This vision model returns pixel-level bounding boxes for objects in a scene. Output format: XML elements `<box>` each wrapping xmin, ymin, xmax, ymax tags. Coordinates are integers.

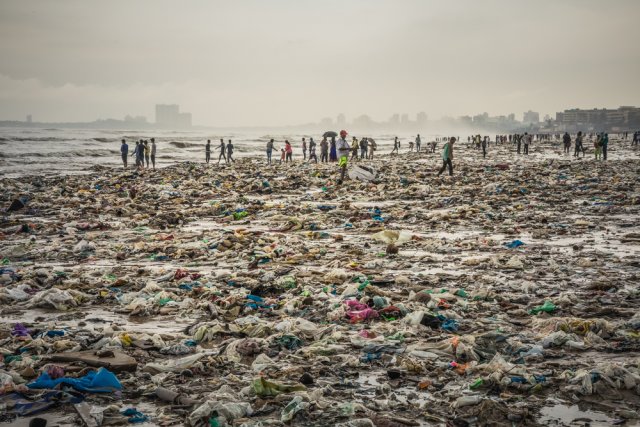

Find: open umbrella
<box><xmin>323</xmin><ymin>131</ymin><xmax>337</xmax><ymax>138</ymax></box>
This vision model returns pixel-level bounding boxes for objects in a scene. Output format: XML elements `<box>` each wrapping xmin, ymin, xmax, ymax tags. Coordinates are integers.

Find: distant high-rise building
<box><xmin>523</xmin><ymin>110</ymin><xmax>540</xmax><ymax>125</ymax></box>
<box><xmin>155</xmin><ymin>104</ymin><xmax>192</xmax><ymax>128</ymax></box>
<box><xmin>400</xmin><ymin>114</ymin><xmax>409</xmax><ymax>125</ymax></box>
<box><xmin>416</xmin><ymin>112</ymin><xmax>427</xmax><ymax>125</ymax></box>
<box><xmin>337</xmin><ymin>113</ymin><xmax>346</xmax><ymax>127</ymax></box>
<box><xmin>26</xmin><ymin>114</ymin><xmax>32</xmax><ymax>123</ymax></box>
<box><xmin>389</xmin><ymin>114</ymin><xmax>400</xmax><ymax>125</ymax></box>
<box><xmin>507</xmin><ymin>113</ymin><xmax>516</xmax><ymax>122</ymax></box>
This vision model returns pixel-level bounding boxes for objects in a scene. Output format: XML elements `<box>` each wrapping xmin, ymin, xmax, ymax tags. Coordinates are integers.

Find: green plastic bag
<box><xmin>529</xmin><ymin>301</ymin><xmax>556</xmax><ymax>315</ymax></box>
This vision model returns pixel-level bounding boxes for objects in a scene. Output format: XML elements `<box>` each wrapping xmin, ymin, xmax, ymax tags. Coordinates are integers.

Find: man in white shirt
<box><xmin>337</xmin><ymin>129</ymin><xmax>351</xmax><ymax>184</ymax></box>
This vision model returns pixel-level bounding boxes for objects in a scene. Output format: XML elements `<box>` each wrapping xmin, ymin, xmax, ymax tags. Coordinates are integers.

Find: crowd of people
<box><xmin>118</xmin><ymin>131</ymin><xmax>638</xmax><ymax>181</ymax></box>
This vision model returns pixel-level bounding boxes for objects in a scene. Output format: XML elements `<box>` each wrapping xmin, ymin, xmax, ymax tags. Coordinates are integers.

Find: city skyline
<box><xmin>1</xmin><ymin>1</ymin><xmax>639</xmax><ymax>127</ymax></box>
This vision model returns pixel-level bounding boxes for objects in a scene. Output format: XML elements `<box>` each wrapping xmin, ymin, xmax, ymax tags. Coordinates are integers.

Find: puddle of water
<box><xmin>539</xmin><ymin>401</ymin><xmax>639</xmax><ymax>426</ymax></box>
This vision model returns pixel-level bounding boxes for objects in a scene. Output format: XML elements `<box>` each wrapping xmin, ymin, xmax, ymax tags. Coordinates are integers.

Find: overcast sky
<box><xmin>0</xmin><ymin>0</ymin><xmax>638</xmax><ymax>126</ymax></box>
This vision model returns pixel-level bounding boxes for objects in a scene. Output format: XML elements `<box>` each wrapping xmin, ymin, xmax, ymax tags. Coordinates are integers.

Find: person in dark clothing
<box><xmin>481</xmin><ymin>137</ymin><xmax>487</xmax><ymax>159</ymax></box>
<box><xmin>120</xmin><ymin>139</ymin><xmax>128</xmax><ymax>169</ymax></box>
<box><xmin>601</xmin><ymin>133</ymin><xmax>609</xmax><ymax>160</ymax></box>
<box><xmin>563</xmin><ymin>132</ymin><xmax>571</xmax><ymax>154</ymax></box>
<box><xmin>205</xmin><ymin>140</ymin><xmax>211</xmax><ymax>164</ymax></box>
<box><xmin>227</xmin><ymin>139</ymin><xmax>235</xmax><ymax>163</ymax></box>
<box><xmin>574</xmin><ymin>132</ymin><xmax>584</xmax><ymax>158</ymax></box>
<box><xmin>320</xmin><ymin>137</ymin><xmax>329</xmax><ymax>163</ymax></box>
<box><xmin>218</xmin><ymin>139</ymin><xmax>227</xmax><ymax>164</ymax></box>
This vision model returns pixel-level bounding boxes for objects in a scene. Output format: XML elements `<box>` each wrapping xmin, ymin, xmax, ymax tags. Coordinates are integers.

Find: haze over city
<box><xmin>1</xmin><ymin>0</ymin><xmax>639</xmax><ymax>127</ymax></box>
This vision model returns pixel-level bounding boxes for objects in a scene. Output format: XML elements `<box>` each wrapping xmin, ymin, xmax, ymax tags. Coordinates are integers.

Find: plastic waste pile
<box><xmin>1</xmin><ymin>138</ymin><xmax>639</xmax><ymax>425</ymax></box>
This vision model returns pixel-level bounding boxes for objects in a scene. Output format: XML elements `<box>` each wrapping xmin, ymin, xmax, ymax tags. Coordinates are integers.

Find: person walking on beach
<box><xmin>308</xmin><ymin>138</ymin><xmax>318</xmax><ymax>163</ymax></box>
<box><xmin>217</xmin><ymin>139</ymin><xmax>227</xmax><ymax>164</ymax></box>
<box><xmin>594</xmin><ymin>134</ymin><xmax>602</xmax><ymax>160</ymax></box>
<box><xmin>359</xmin><ymin>137</ymin><xmax>368</xmax><ymax>160</ymax></box>
<box><xmin>120</xmin><ymin>139</ymin><xmax>128</xmax><ymax>169</ymax></box>
<box><xmin>601</xmin><ymin>133</ymin><xmax>609</xmax><ymax>160</ymax></box>
<box><xmin>391</xmin><ymin>137</ymin><xmax>400</xmax><ymax>154</ymax></box>
<box><xmin>574</xmin><ymin>131</ymin><xmax>584</xmax><ymax>158</ymax></box>
<box><xmin>285</xmin><ymin>140</ymin><xmax>293</xmax><ymax>163</ymax></box>
<box><xmin>280</xmin><ymin>147</ymin><xmax>285</xmax><ymax>164</ymax></box>
<box><xmin>227</xmin><ymin>139</ymin><xmax>235</xmax><ymax>163</ymax></box>
<box><xmin>302</xmin><ymin>138</ymin><xmax>307</xmax><ymax>161</ymax></box>
<box><xmin>266</xmin><ymin>138</ymin><xmax>274</xmax><ymax>165</ymax></box>
<box><xmin>337</xmin><ymin>130</ymin><xmax>351</xmax><ymax>184</ymax></box>
<box><xmin>437</xmin><ymin>137</ymin><xmax>455</xmax><ymax>176</ymax></box>
<box><xmin>415</xmin><ymin>134</ymin><xmax>421</xmax><ymax>152</ymax></box>
<box><xmin>205</xmin><ymin>140</ymin><xmax>211</xmax><ymax>164</ymax></box>
<box><xmin>143</xmin><ymin>140</ymin><xmax>150</xmax><ymax>168</ymax></box>
<box><xmin>320</xmin><ymin>137</ymin><xmax>329</xmax><ymax>163</ymax></box>
<box><xmin>515</xmin><ymin>134</ymin><xmax>521</xmax><ymax>154</ymax></box>
<box><xmin>563</xmin><ymin>132</ymin><xmax>571</xmax><ymax>154</ymax></box>
<box><xmin>329</xmin><ymin>136</ymin><xmax>337</xmax><ymax>162</ymax></box>
<box><xmin>351</xmin><ymin>136</ymin><xmax>359</xmax><ymax>160</ymax></box>
<box><xmin>150</xmin><ymin>138</ymin><xmax>157</xmax><ymax>169</ymax></box>
<box><xmin>481</xmin><ymin>136</ymin><xmax>487</xmax><ymax>159</ymax></box>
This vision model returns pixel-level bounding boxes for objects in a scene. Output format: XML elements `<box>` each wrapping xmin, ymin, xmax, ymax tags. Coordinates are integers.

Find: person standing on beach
<box><xmin>266</xmin><ymin>138</ymin><xmax>274</xmax><ymax>164</ymax></box>
<box><xmin>437</xmin><ymin>137</ymin><xmax>455</xmax><ymax>176</ymax></box>
<box><xmin>143</xmin><ymin>140</ymin><xmax>150</xmax><ymax>168</ymax></box>
<box><xmin>523</xmin><ymin>132</ymin><xmax>531</xmax><ymax>155</ymax></box>
<box><xmin>131</xmin><ymin>141</ymin><xmax>140</xmax><ymax>168</ymax></box>
<box><xmin>302</xmin><ymin>138</ymin><xmax>307</xmax><ymax>161</ymax></box>
<box><xmin>594</xmin><ymin>134</ymin><xmax>602</xmax><ymax>160</ymax></box>
<box><xmin>285</xmin><ymin>140</ymin><xmax>293</xmax><ymax>163</ymax></box>
<box><xmin>369</xmin><ymin>138</ymin><xmax>377</xmax><ymax>159</ymax></box>
<box><xmin>601</xmin><ymin>133</ymin><xmax>609</xmax><ymax>160</ymax></box>
<box><xmin>205</xmin><ymin>140</ymin><xmax>211</xmax><ymax>164</ymax></box>
<box><xmin>351</xmin><ymin>136</ymin><xmax>359</xmax><ymax>160</ymax></box>
<box><xmin>329</xmin><ymin>136</ymin><xmax>337</xmax><ymax>162</ymax></box>
<box><xmin>227</xmin><ymin>139</ymin><xmax>235</xmax><ymax>163</ymax></box>
<box><xmin>563</xmin><ymin>132</ymin><xmax>571</xmax><ymax>154</ymax></box>
<box><xmin>481</xmin><ymin>136</ymin><xmax>487</xmax><ymax>159</ymax></box>
<box><xmin>391</xmin><ymin>137</ymin><xmax>399</xmax><ymax>154</ymax></box>
<box><xmin>320</xmin><ymin>137</ymin><xmax>329</xmax><ymax>163</ymax></box>
<box><xmin>574</xmin><ymin>132</ymin><xmax>584</xmax><ymax>158</ymax></box>
<box><xmin>337</xmin><ymin>130</ymin><xmax>351</xmax><ymax>184</ymax></box>
<box><xmin>415</xmin><ymin>134</ymin><xmax>421</xmax><ymax>152</ymax></box>
<box><xmin>120</xmin><ymin>139</ymin><xmax>128</xmax><ymax>169</ymax></box>
<box><xmin>360</xmin><ymin>137</ymin><xmax>368</xmax><ymax>159</ymax></box>
<box><xmin>308</xmin><ymin>138</ymin><xmax>318</xmax><ymax>163</ymax></box>
<box><xmin>150</xmin><ymin>138</ymin><xmax>157</xmax><ymax>169</ymax></box>
<box><xmin>515</xmin><ymin>134</ymin><xmax>521</xmax><ymax>154</ymax></box>
<box><xmin>133</xmin><ymin>140</ymin><xmax>144</xmax><ymax>169</ymax></box>
<box><xmin>217</xmin><ymin>138</ymin><xmax>227</xmax><ymax>164</ymax></box>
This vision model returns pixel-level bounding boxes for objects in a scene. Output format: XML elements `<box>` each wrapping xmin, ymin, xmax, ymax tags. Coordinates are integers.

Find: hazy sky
<box><xmin>1</xmin><ymin>0</ymin><xmax>639</xmax><ymax>126</ymax></box>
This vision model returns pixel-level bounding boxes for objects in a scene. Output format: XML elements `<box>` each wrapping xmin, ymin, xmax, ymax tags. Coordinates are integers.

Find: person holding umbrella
<box><xmin>337</xmin><ymin>129</ymin><xmax>351</xmax><ymax>184</ymax></box>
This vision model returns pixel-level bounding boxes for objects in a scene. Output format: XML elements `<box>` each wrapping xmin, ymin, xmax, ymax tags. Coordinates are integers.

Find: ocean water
<box><xmin>0</xmin><ymin>127</ymin><xmax>452</xmax><ymax>177</ymax></box>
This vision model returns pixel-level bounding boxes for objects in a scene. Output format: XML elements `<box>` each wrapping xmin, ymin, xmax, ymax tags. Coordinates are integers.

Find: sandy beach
<box><xmin>1</xmin><ymin>138</ymin><xmax>640</xmax><ymax>426</ymax></box>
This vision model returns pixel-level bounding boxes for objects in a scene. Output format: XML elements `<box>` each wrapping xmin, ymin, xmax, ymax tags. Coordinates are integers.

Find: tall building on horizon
<box><xmin>523</xmin><ymin>110</ymin><xmax>540</xmax><ymax>125</ymax></box>
<box><xmin>155</xmin><ymin>104</ymin><xmax>192</xmax><ymax>128</ymax></box>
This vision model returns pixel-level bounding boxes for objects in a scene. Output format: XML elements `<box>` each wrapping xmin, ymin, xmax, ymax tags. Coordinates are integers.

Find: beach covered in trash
<box><xmin>1</xmin><ymin>138</ymin><xmax>639</xmax><ymax>427</ymax></box>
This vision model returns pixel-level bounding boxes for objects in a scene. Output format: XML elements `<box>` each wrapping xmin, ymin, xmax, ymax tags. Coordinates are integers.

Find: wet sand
<box><xmin>1</xmin><ymin>138</ymin><xmax>639</xmax><ymax>426</ymax></box>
